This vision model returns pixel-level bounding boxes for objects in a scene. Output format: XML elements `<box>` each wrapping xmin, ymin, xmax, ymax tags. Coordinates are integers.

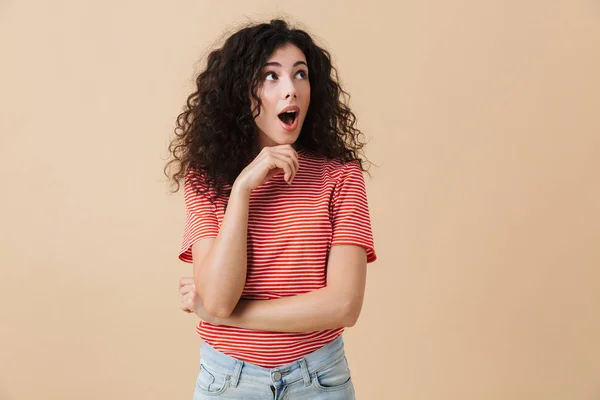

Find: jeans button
<box><xmin>273</xmin><ymin>371</ymin><xmax>282</xmax><ymax>381</ymax></box>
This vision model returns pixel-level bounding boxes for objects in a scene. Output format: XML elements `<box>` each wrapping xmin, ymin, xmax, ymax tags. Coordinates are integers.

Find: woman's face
<box><xmin>251</xmin><ymin>43</ymin><xmax>311</xmax><ymax>150</ymax></box>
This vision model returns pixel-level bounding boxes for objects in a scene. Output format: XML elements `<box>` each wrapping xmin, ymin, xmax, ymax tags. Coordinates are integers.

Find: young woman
<box><xmin>165</xmin><ymin>19</ymin><xmax>377</xmax><ymax>400</ymax></box>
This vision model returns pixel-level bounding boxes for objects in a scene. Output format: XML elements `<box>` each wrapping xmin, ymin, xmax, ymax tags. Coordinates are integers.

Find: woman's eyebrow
<box><xmin>264</xmin><ymin>61</ymin><xmax>308</xmax><ymax>68</ymax></box>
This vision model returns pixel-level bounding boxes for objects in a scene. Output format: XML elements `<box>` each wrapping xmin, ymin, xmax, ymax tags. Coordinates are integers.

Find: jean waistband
<box><xmin>199</xmin><ymin>335</ymin><xmax>346</xmax><ymax>388</ymax></box>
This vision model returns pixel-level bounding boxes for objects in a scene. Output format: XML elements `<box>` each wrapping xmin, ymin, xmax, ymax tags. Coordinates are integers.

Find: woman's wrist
<box><xmin>232</xmin><ymin>179</ymin><xmax>252</xmax><ymax>197</ymax></box>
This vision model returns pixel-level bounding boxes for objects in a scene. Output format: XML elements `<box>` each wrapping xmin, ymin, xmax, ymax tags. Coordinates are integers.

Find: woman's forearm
<box><xmin>197</xmin><ymin>183</ymin><xmax>250</xmax><ymax>318</ymax></box>
<box><xmin>211</xmin><ymin>287</ymin><xmax>351</xmax><ymax>332</ymax></box>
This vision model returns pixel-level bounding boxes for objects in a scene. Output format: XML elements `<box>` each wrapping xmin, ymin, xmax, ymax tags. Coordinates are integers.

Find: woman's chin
<box><xmin>258</xmin><ymin>126</ymin><xmax>302</xmax><ymax>147</ymax></box>
<box><xmin>272</xmin><ymin>132</ymin><xmax>300</xmax><ymax>145</ymax></box>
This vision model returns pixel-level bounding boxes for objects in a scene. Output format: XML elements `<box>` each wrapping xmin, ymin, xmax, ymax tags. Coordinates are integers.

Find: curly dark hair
<box><xmin>164</xmin><ymin>18</ymin><xmax>371</xmax><ymax>204</ymax></box>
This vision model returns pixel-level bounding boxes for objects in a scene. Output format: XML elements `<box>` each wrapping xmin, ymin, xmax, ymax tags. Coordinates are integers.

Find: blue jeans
<box><xmin>193</xmin><ymin>335</ymin><xmax>355</xmax><ymax>399</ymax></box>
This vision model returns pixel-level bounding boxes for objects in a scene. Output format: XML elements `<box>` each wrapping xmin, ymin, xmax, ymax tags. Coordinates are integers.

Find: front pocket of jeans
<box><xmin>195</xmin><ymin>363</ymin><xmax>231</xmax><ymax>396</ymax></box>
<box><xmin>312</xmin><ymin>357</ymin><xmax>353</xmax><ymax>392</ymax></box>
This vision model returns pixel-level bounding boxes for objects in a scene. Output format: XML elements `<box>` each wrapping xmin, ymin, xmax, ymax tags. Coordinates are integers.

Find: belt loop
<box><xmin>298</xmin><ymin>358</ymin><xmax>311</xmax><ymax>386</ymax></box>
<box><xmin>230</xmin><ymin>360</ymin><xmax>243</xmax><ymax>388</ymax></box>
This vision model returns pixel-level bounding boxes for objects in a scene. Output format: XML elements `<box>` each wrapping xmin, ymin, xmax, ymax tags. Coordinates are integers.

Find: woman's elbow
<box><xmin>340</xmin><ymin>301</ymin><xmax>362</xmax><ymax>327</ymax></box>
<box><xmin>203</xmin><ymin>295</ymin><xmax>236</xmax><ymax>319</ymax></box>
<box><xmin>194</xmin><ymin>278</ymin><xmax>236</xmax><ymax>318</ymax></box>
<box><xmin>205</xmin><ymin>304</ymin><xmax>234</xmax><ymax>319</ymax></box>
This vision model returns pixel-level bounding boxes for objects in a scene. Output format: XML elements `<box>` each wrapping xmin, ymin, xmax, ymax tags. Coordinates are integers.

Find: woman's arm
<box><xmin>193</xmin><ymin>183</ymin><xmax>250</xmax><ymax>318</ymax></box>
<box><xmin>193</xmin><ymin>146</ymin><xmax>299</xmax><ymax>318</ymax></box>
<box><xmin>209</xmin><ymin>245</ymin><xmax>368</xmax><ymax>332</ymax></box>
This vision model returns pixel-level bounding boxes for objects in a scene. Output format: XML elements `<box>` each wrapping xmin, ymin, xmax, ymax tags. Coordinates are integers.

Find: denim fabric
<box><xmin>193</xmin><ymin>335</ymin><xmax>355</xmax><ymax>399</ymax></box>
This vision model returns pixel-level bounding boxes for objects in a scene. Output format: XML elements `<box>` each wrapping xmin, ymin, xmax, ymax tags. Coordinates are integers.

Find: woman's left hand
<box><xmin>178</xmin><ymin>276</ymin><xmax>216</xmax><ymax>324</ymax></box>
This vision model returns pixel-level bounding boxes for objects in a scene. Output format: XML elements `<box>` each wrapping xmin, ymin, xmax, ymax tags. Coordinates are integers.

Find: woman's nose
<box><xmin>282</xmin><ymin>78</ymin><xmax>297</xmax><ymax>99</ymax></box>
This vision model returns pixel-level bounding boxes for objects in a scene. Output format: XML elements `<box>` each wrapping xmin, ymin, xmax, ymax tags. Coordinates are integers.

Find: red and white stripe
<box><xmin>179</xmin><ymin>150</ymin><xmax>376</xmax><ymax>368</ymax></box>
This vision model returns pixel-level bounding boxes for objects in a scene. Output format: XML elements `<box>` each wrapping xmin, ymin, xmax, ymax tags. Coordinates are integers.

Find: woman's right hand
<box><xmin>234</xmin><ymin>144</ymin><xmax>299</xmax><ymax>192</ymax></box>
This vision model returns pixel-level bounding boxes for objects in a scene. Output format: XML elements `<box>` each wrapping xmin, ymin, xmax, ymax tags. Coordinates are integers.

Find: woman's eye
<box><xmin>264</xmin><ymin>70</ymin><xmax>308</xmax><ymax>81</ymax></box>
<box><xmin>296</xmin><ymin>70</ymin><xmax>308</xmax><ymax>79</ymax></box>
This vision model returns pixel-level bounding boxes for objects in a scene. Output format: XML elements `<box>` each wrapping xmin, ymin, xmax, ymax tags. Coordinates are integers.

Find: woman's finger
<box><xmin>270</xmin><ymin>153</ymin><xmax>296</xmax><ymax>183</ymax></box>
<box><xmin>265</xmin><ymin>152</ymin><xmax>293</xmax><ymax>182</ymax></box>
<box><xmin>178</xmin><ymin>276</ymin><xmax>194</xmax><ymax>288</ymax></box>
<box><xmin>263</xmin><ymin>146</ymin><xmax>297</xmax><ymax>177</ymax></box>
<box><xmin>185</xmin><ymin>293</ymin><xmax>196</xmax><ymax>310</ymax></box>
<box><xmin>180</xmin><ymin>293</ymin><xmax>195</xmax><ymax>312</ymax></box>
<box><xmin>273</xmin><ymin>154</ymin><xmax>294</xmax><ymax>183</ymax></box>
<box><xmin>180</xmin><ymin>298</ymin><xmax>192</xmax><ymax>312</ymax></box>
<box><xmin>179</xmin><ymin>283</ymin><xmax>195</xmax><ymax>295</ymax></box>
<box><xmin>277</xmin><ymin>146</ymin><xmax>299</xmax><ymax>173</ymax></box>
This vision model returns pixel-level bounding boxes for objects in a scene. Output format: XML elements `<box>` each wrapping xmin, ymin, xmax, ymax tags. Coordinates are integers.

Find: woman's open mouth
<box><xmin>278</xmin><ymin>110</ymin><xmax>299</xmax><ymax>132</ymax></box>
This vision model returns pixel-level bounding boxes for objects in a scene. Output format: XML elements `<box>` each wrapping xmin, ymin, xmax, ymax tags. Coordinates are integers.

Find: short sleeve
<box><xmin>330</xmin><ymin>160</ymin><xmax>377</xmax><ymax>263</ymax></box>
<box><xmin>178</xmin><ymin>173</ymin><xmax>220</xmax><ymax>263</ymax></box>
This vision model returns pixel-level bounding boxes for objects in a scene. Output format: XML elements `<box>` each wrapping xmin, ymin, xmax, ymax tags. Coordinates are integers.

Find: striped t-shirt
<box><xmin>178</xmin><ymin>148</ymin><xmax>377</xmax><ymax>368</ymax></box>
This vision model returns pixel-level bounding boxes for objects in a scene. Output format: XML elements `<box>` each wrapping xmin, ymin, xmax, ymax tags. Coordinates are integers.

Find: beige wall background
<box><xmin>1</xmin><ymin>1</ymin><xmax>599</xmax><ymax>399</ymax></box>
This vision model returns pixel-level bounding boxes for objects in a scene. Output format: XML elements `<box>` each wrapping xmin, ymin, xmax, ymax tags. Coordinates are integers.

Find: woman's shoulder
<box><xmin>298</xmin><ymin>149</ymin><xmax>346</xmax><ymax>169</ymax></box>
<box><xmin>300</xmin><ymin>149</ymin><xmax>361</xmax><ymax>173</ymax></box>
<box><xmin>297</xmin><ymin>149</ymin><xmax>363</xmax><ymax>187</ymax></box>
